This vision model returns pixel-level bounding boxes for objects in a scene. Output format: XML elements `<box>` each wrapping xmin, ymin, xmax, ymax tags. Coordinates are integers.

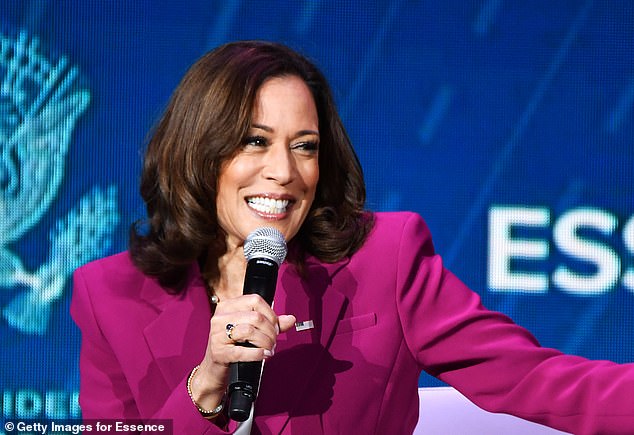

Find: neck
<box><xmin>206</xmin><ymin>242</ymin><xmax>247</xmax><ymax>301</ymax></box>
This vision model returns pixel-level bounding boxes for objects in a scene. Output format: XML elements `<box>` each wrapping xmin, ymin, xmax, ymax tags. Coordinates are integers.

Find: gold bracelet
<box><xmin>186</xmin><ymin>365</ymin><xmax>225</xmax><ymax>419</ymax></box>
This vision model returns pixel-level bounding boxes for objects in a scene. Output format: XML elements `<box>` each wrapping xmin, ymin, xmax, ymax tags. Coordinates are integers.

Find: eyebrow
<box><xmin>251</xmin><ymin>123</ymin><xmax>319</xmax><ymax>137</ymax></box>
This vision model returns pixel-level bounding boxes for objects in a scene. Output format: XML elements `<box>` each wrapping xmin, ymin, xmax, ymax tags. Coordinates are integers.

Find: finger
<box><xmin>227</xmin><ymin>345</ymin><xmax>274</xmax><ymax>363</ymax></box>
<box><xmin>241</xmin><ymin>293</ymin><xmax>279</xmax><ymax>325</ymax></box>
<box><xmin>225</xmin><ymin>323</ymin><xmax>276</xmax><ymax>349</ymax></box>
<box><xmin>229</xmin><ymin>310</ymin><xmax>278</xmax><ymax>338</ymax></box>
<box><xmin>215</xmin><ymin>294</ymin><xmax>279</xmax><ymax>327</ymax></box>
<box><xmin>277</xmin><ymin>314</ymin><xmax>297</xmax><ymax>333</ymax></box>
<box><xmin>212</xmin><ymin>307</ymin><xmax>277</xmax><ymax>339</ymax></box>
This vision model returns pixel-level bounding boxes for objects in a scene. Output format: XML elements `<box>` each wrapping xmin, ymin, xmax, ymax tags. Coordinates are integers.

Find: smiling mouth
<box><xmin>246</xmin><ymin>196</ymin><xmax>291</xmax><ymax>215</ymax></box>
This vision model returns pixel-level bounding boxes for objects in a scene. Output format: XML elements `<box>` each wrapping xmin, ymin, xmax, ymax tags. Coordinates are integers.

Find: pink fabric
<box><xmin>71</xmin><ymin>212</ymin><xmax>634</xmax><ymax>434</ymax></box>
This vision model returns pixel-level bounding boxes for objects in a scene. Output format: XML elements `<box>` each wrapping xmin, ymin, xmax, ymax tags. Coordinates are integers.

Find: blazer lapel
<box><xmin>136</xmin><ymin>257</ymin><xmax>352</xmax><ymax>434</ymax></box>
<box><xmin>141</xmin><ymin>265</ymin><xmax>211</xmax><ymax>391</ymax></box>
<box><xmin>254</xmin><ymin>258</ymin><xmax>350</xmax><ymax>434</ymax></box>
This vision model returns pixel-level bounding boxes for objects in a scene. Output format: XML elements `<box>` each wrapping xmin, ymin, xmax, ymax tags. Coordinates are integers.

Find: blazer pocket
<box><xmin>335</xmin><ymin>312</ymin><xmax>377</xmax><ymax>335</ymax></box>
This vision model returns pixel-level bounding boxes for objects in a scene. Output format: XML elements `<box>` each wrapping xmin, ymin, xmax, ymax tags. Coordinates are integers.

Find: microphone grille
<box><xmin>243</xmin><ymin>227</ymin><xmax>288</xmax><ymax>265</ymax></box>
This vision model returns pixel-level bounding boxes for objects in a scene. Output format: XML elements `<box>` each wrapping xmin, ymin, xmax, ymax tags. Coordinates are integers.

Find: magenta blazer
<box><xmin>71</xmin><ymin>212</ymin><xmax>634</xmax><ymax>434</ymax></box>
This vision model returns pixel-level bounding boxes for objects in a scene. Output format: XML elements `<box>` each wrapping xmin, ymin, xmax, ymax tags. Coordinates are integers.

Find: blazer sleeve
<box><xmin>71</xmin><ymin>267</ymin><xmax>233</xmax><ymax>434</ymax></box>
<box><xmin>394</xmin><ymin>212</ymin><xmax>634</xmax><ymax>435</ymax></box>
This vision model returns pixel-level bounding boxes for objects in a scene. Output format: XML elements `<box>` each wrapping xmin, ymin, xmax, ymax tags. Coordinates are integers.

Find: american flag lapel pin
<box><xmin>295</xmin><ymin>320</ymin><xmax>315</xmax><ymax>332</ymax></box>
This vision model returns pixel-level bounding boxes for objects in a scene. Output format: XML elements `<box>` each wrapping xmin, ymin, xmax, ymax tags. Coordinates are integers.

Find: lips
<box><xmin>246</xmin><ymin>196</ymin><xmax>292</xmax><ymax>215</ymax></box>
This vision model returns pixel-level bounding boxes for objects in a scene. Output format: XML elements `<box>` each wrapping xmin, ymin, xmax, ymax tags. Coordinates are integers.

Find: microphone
<box><xmin>227</xmin><ymin>227</ymin><xmax>287</xmax><ymax>422</ymax></box>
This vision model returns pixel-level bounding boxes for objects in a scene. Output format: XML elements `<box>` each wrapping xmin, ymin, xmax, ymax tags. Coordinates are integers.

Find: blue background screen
<box><xmin>1</xmin><ymin>0</ymin><xmax>633</xmax><ymax>421</ymax></box>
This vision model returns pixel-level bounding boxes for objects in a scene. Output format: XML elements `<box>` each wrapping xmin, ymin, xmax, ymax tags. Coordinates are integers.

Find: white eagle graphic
<box><xmin>0</xmin><ymin>32</ymin><xmax>119</xmax><ymax>334</ymax></box>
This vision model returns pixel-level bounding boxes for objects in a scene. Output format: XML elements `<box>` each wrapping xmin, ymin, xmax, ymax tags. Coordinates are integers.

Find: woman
<box><xmin>72</xmin><ymin>41</ymin><xmax>634</xmax><ymax>434</ymax></box>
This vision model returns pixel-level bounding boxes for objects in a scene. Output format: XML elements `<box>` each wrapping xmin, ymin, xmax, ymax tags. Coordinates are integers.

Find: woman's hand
<box><xmin>189</xmin><ymin>294</ymin><xmax>296</xmax><ymax>412</ymax></box>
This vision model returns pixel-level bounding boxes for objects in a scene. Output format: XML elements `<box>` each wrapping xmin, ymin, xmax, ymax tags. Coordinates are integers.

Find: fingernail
<box><xmin>275</xmin><ymin>324</ymin><xmax>280</xmax><ymax>335</ymax></box>
<box><xmin>264</xmin><ymin>349</ymin><xmax>274</xmax><ymax>358</ymax></box>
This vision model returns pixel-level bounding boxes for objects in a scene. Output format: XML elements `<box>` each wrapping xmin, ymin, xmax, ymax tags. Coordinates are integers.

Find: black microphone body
<box><xmin>227</xmin><ymin>228</ymin><xmax>287</xmax><ymax>422</ymax></box>
<box><xmin>227</xmin><ymin>256</ymin><xmax>278</xmax><ymax>420</ymax></box>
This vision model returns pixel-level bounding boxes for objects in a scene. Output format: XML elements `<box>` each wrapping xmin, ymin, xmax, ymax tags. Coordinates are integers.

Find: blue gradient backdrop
<box><xmin>1</xmin><ymin>0</ymin><xmax>633</xmax><ymax>420</ymax></box>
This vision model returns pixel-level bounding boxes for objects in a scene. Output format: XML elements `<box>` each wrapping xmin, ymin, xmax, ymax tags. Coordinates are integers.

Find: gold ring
<box><xmin>225</xmin><ymin>323</ymin><xmax>235</xmax><ymax>341</ymax></box>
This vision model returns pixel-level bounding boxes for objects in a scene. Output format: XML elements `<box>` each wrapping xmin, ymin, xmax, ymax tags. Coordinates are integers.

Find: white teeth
<box><xmin>247</xmin><ymin>197</ymin><xmax>290</xmax><ymax>214</ymax></box>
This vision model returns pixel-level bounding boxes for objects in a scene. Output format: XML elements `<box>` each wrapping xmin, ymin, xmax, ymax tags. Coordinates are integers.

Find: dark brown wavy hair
<box><xmin>129</xmin><ymin>41</ymin><xmax>374</xmax><ymax>291</ymax></box>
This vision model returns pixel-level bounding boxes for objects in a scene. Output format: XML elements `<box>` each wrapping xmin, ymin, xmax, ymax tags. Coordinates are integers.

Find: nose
<box><xmin>262</xmin><ymin>143</ymin><xmax>296</xmax><ymax>185</ymax></box>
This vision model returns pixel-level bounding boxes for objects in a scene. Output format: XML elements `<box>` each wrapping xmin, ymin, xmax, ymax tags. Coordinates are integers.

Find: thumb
<box><xmin>277</xmin><ymin>314</ymin><xmax>297</xmax><ymax>333</ymax></box>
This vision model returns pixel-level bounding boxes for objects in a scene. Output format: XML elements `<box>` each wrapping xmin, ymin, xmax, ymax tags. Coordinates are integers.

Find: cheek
<box><xmin>216</xmin><ymin>158</ymin><xmax>254</xmax><ymax>199</ymax></box>
<box><xmin>214</xmin><ymin>191</ymin><xmax>230</xmax><ymax>228</ymax></box>
<box><xmin>221</xmin><ymin>158</ymin><xmax>250</xmax><ymax>184</ymax></box>
<box><xmin>215</xmin><ymin>168</ymin><xmax>241</xmax><ymax>222</ymax></box>
<box><xmin>303</xmin><ymin>161</ymin><xmax>320</xmax><ymax>195</ymax></box>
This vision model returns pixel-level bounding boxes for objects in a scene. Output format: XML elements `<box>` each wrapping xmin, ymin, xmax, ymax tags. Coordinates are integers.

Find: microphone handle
<box><xmin>227</xmin><ymin>257</ymin><xmax>278</xmax><ymax>422</ymax></box>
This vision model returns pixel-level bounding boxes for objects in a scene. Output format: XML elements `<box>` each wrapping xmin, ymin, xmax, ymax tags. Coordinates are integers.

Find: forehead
<box><xmin>252</xmin><ymin>76</ymin><xmax>316</xmax><ymax>114</ymax></box>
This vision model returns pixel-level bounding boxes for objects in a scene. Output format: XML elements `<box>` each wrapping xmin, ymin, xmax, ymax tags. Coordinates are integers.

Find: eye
<box><xmin>290</xmin><ymin>141</ymin><xmax>319</xmax><ymax>155</ymax></box>
<box><xmin>243</xmin><ymin>135</ymin><xmax>268</xmax><ymax>148</ymax></box>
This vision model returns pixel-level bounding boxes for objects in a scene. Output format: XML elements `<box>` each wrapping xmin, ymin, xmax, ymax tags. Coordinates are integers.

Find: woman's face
<box><xmin>216</xmin><ymin>75</ymin><xmax>320</xmax><ymax>251</ymax></box>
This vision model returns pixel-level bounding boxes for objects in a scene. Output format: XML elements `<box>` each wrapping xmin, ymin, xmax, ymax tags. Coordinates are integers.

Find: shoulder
<box><xmin>342</xmin><ymin>212</ymin><xmax>436</xmax><ymax>267</ymax></box>
<box><xmin>71</xmin><ymin>251</ymin><xmax>182</xmax><ymax>336</ymax></box>
<box><xmin>371</xmin><ymin>211</ymin><xmax>430</xmax><ymax>232</ymax></box>
<box><xmin>74</xmin><ymin>251</ymin><xmax>143</xmax><ymax>286</ymax></box>
<box><xmin>364</xmin><ymin>212</ymin><xmax>434</xmax><ymax>250</ymax></box>
<box><xmin>73</xmin><ymin>251</ymin><xmax>201</xmax><ymax>305</ymax></box>
<box><xmin>72</xmin><ymin>251</ymin><xmax>151</xmax><ymax>303</ymax></box>
<box><xmin>77</xmin><ymin>250</ymin><xmax>135</xmax><ymax>273</ymax></box>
